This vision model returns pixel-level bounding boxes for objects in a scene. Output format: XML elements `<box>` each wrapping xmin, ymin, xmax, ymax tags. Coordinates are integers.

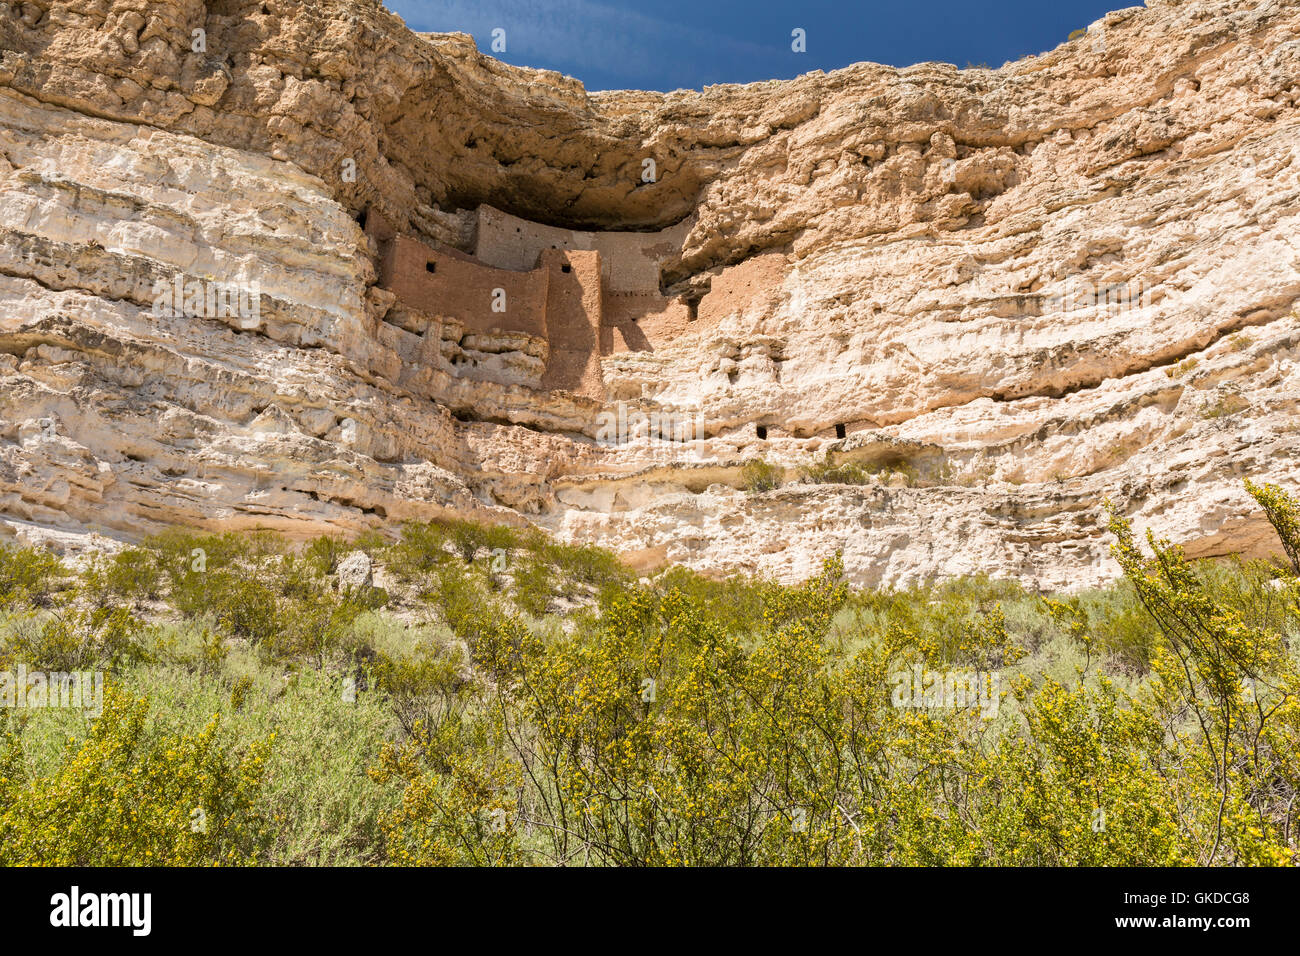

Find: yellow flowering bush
<box><xmin>0</xmin><ymin>545</ymin><xmax>64</xmax><ymax>607</ymax></box>
<box><xmin>0</xmin><ymin>690</ymin><xmax>271</xmax><ymax>865</ymax></box>
<box><xmin>1</xmin><ymin>478</ymin><xmax>1297</xmax><ymax>866</ymax></box>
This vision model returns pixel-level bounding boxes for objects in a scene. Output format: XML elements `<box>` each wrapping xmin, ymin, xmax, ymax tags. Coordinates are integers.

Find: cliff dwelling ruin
<box><xmin>1</xmin><ymin>0</ymin><xmax>1296</xmax><ymax>593</ymax></box>
<box><xmin>365</xmin><ymin>203</ymin><xmax>788</xmax><ymax>401</ymax></box>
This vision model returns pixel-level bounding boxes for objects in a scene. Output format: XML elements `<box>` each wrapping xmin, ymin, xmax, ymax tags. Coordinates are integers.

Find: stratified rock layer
<box><xmin>1</xmin><ymin>0</ymin><xmax>1298</xmax><ymax>588</ymax></box>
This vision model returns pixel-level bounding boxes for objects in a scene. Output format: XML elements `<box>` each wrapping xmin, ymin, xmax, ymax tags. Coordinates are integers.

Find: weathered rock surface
<box><xmin>1</xmin><ymin>0</ymin><xmax>1298</xmax><ymax>589</ymax></box>
<box><xmin>335</xmin><ymin>550</ymin><xmax>373</xmax><ymax>590</ymax></box>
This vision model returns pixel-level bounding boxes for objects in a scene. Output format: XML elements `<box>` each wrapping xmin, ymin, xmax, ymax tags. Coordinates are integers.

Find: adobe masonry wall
<box><xmin>697</xmin><ymin>253</ymin><xmax>789</xmax><ymax>324</ymax></box>
<box><xmin>475</xmin><ymin>205</ymin><xmax>691</xmax><ymax>294</ymax></box>
<box><xmin>366</xmin><ymin>205</ymin><xmax>789</xmax><ymax>399</ymax></box>
<box><xmin>602</xmin><ymin>253</ymin><xmax>787</xmax><ymax>353</ymax></box>
<box><xmin>604</xmin><ymin>292</ymin><xmax>693</xmax><ymax>352</ymax></box>
<box><xmin>539</xmin><ymin>248</ymin><xmax>603</xmax><ymax>396</ymax></box>
<box><xmin>376</xmin><ymin>232</ymin><xmax>549</xmax><ymax>340</ymax></box>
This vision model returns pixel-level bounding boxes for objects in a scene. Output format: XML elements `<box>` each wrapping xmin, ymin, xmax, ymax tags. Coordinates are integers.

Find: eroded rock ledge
<box><xmin>0</xmin><ymin>0</ymin><xmax>1298</xmax><ymax>589</ymax></box>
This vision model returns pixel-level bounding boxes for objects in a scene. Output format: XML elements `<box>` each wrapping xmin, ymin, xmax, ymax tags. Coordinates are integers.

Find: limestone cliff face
<box><xmin>1</xmin><ymin>0</ymin><xmax>1298</xmax><ymax>589</ymax></box>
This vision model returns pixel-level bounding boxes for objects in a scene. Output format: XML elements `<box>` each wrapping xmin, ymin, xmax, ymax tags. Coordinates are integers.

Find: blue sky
<box><xmin>385</xmin><ymin>0</ymin><xmax>1133</xmax><ymax>92</ymax></box>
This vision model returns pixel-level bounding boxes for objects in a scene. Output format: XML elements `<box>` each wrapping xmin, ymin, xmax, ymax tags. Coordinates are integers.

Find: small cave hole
<box><xmin>756</xmin><ymin>425</ymin><xmax>768</xmax><ymax>440</ymax></box>
<box><xmin>561</xmin><ymin>264</ymin><xmax>572</xmax><ymax>274</ymax></box>
<box><xmin>426</xmin><ymin>260</ymin><xmax>437</xmax><ymax>274</ymax></box>
<box><xmin>835</xmin><ymin>423</ymin><xmax>846</xmax><ymax>439</ymax></box>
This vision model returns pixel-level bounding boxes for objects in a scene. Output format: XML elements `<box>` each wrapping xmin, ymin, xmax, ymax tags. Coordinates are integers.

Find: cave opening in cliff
<box><xmin>836</xmin><ymin>423</ymin><xmax>847</xmax><ymax>439</ymax></box>
<box><xmin>756</xmin><ymin>425</ymin><xmax>767</xmax><ymax>440</ymax></box>
<box><xmin>426</xmin><ymin>260</ymin><xmax>436</xmax><ymax>274</ymax></box>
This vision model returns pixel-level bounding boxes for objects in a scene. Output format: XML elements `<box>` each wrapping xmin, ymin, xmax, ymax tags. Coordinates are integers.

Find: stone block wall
<box><xmin>539</xmin><ymin>248</ymin><xmax>604</xmax><ymax>398</ymax></box>
<box><xmin>367</xmin><ymin>204</ymin><xmax>736</xmax><ymax>399</ymax></box>
<box><xmin>377</xmin><ymin>233</ymin><xmax>549</xmax><ymax>340</ymax></box>
<box><xmin>475</xmin><ymin>204</ymin><xmax>691</xmax><ymax>294</ymax></box>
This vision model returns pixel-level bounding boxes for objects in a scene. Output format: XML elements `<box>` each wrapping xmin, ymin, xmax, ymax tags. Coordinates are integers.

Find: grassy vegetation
<box><xmin>800</xmin><ymin>452</ymin><xmax>875</xmax><ymax>486</ymax></box>
<box><xmin>740</xmin><ymin>457</ymin><xmax>783</xmax><ymax>493</ymax></box>
<box><xmin>800</xmin><ymin>452</ymin><xmax>922</xmax><ymax>487</ymax></box>
<box><xmin>1198</xmin><ymin>394</ymin><xmax>1250</xmax><ymax>420</ymax></box>
<box><xmin>1</xmin><ymin>481</ymin><xmax>1299</xmax><ymax>866</ymax></box>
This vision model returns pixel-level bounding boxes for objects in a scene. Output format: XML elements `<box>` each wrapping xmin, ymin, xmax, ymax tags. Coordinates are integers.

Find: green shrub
<box><xmin>385</xmin><ymin>522</ymin><xmax>454</xmax><ymax>580</ymax></box>
<box><xmin>211</xmin><ymin>573</ymin><xmax>283</xmax><ymax>645</ymax></box>
<box><xmin>648</xmin><ymin>565</ymin><xmax>768</xmax><ymax>635</ymax></box>
<box><xmin>1199</xmin><ymin>395</ymin><xmax>1248</xmax><ymax>419</ymax></box>
<box><xmin>511</xmin><ymin>555</ymin><xmax>555</xmax><ymax>617</ymax></box>
<box><xmin>108</xmin><ymin>663</ymin><xmax>396</xmax><ymax>866</ymax></box>
<box><xmin>879</xmin><ymin>458</ymin><xmax>920</xmax><ymax>486</ymax></box>
<box><xmin>0</xmin><ymin>689</ymin><xmax>271</xmax><ymax>865</ymax></box>
<box><xmin>2</xmin><ymin>483</ymin><xmax>1298</xmax><ymax>866</ymax></box>
<box><xmin>741</xmin><ymin>458</ymin><xmax>783</xmax><ymax>493</ymax></box>
<box><xmin>451</xmin><ymin>521</ymin><xmax>518</xmax><ymax>564</ymax></box>
<box><xmin>801</xmin><ymin>452</ymin><xmax>874</xmax><ymax>485</ymax></box>
<box><xmin>0</xmin><ymin>545</ymin><xmax>64</xmax><ymax>608</ymax></box>
<box><xmin>263</xmin><ymin>590</ymin><xmax>374</xmax><ymax>667</ymax></box>
<box><xmin>1246</xmin><ymin>479</ymin><xmax>1300</xmax><ymax>574</ymax></box>
<box><xmin>371</xmin><ymin>640</ymin><xmax>472</xmax><ymax>738</ymax></box>
<box><xmin>539</xmin><ymin>539</ymin><xmax>631</xmax><ymax>598</ymax></box>
<box><xmin>102</xmin><ymin>547</ymin><xmax>163</xmax><ymax>602</ymax></box>
<box><xmin>1</xmin><ymin>606</ymin><xmax>148</xmax><ymax>672</ymax></box>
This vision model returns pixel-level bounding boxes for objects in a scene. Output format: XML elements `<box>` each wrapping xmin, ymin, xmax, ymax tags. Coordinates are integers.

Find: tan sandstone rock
<box><xmin>0</xmin><ymin>0</ymin><xmax>1297</xmax><ymax>589</ymax></box>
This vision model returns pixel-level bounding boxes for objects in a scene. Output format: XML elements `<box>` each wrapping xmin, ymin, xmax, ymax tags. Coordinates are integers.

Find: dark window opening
<box><xmin>515</xmin><ymin>227</ymin><xmax>521</xmax><ymax>233</ymax></box>
<box><xmin>756</xmin><ymin>425</ymin><xmax>768</xmax><ymax>440</ymax></box>
<box><xmin>687</xmin><ymin>298</ymin><xmax>700</xmax><ymax>321</ymax></box>
<box><xmin>561</xmin><ymin>264</ymin><xmax>572</xmax><ymax>273</ymax></box>
<box><xmin>426</xmin><ymin>261</ymin><xmax>436</xmax><ymax>274</ymax></box>
<box><xmin>835</xmin><ymin>423</ymin><xmax>846</xmax><ymax>439</ymax></box>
